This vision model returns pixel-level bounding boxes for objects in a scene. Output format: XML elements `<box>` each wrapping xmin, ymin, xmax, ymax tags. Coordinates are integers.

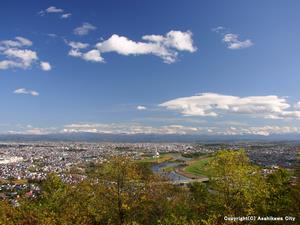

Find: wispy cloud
<box><xmin>73</xmin><ymin>23</ymin><xmax>97</xmax><ymax>36</ymax></box>
<box><xmin>294</xmin><ymin>101</ymin><xmax>300</xmax><ymax>109</ymax></box>
<box><xmin>39</xmin><ymin>6</ymin><xmax>71</xmax><ymax>19</ymax></box>
<box><xmin>46</xmin><ymin>6</ymin><xmax>63</xmax><ymax>13</ymax></box>
<box><xmin>137</xmin><ymin>105</ymin><xmax>147</xmax><ymax>110</ymax></box>
<box><xmin>213</xmin><ymin>26</ymin><xmax>253</xmax><ymax>49</ymax></box>
<box><xmin>61</xmin><ymin>13</ymin><xmax>72</xmax><ymax>19</ymax></box>
<box><xmin>222</xmin><ymin>33</ymin><xmax>253</xmax><ymax>49</ymax></box>
<box><xmin>14</xmin><ymin>88</ymin><xmax>39</xmax><ymax>96</ymax></box>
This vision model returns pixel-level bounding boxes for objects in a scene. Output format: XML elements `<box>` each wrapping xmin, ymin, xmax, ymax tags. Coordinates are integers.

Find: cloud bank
<box><xmin>160</xmin><ymin>92</ymin><xmax>300</xmax><ymax>119</ymax></box>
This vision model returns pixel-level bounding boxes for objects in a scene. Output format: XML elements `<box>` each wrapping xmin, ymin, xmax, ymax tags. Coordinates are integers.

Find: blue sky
<box><xmin>1</xmin><ymin>0</ymin><xmax>300</xmax><ymax>136</ymax></box>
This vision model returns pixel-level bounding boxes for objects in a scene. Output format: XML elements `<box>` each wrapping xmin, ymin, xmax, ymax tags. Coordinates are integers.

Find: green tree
<box><xmin>207</xmin><ymin>150</ymin><xmax>269</xmax><ymax>221</ymax></box>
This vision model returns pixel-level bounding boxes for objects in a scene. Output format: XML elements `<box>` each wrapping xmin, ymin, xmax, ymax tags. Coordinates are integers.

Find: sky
<box><xmin>1</xmin><ymin>0</ymin><xmax>300</xmax><ymax>136</ymax></box>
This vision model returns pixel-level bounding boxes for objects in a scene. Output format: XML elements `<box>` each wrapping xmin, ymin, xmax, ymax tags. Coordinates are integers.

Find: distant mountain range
<box><xmin>0</xmin><ymin>132</ymin><xmax>300</xmax><ymax>143</ymax></box>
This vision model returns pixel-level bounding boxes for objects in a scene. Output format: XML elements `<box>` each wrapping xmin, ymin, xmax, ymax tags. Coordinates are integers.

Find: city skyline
<box><xmin>1</xmin><ymin>0</ymin><xmax>300</xmax><ymax>137</ymax></box>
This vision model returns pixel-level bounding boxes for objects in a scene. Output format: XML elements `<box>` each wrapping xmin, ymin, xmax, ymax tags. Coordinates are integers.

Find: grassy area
<box><xmin>138</xmin><ymin>153</ymin><xmax>173</xmax><ymax>164</ymax></box>
<box><xmin>184</xmin><ymin>157</ymin><xmax>212</xmax><ymax>177</ymax></box>
<box><xmin>162</xmin><ymin>165</ymin><xmax>176</xmax><ymax>172</ymax></box>
<box><xmin>0</xmin><ymin>178</ymin><xmax>28</xmax><ymax>185</ymax></box>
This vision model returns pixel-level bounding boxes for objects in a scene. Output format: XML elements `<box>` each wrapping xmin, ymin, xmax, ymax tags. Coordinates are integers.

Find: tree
<box><xmin>207</xmin><ymin>150</ymin><xmax>269</xmax><ymax>220</ymax></box>
<box><xmin>0</xmin><ymin>201</ymin><xmax>15</xmax><ymax>225</ymax></box>
<box><xmin>266</xmin><ymin>168</ymin><xmax>293</xmax><ymax>215</ymax></box>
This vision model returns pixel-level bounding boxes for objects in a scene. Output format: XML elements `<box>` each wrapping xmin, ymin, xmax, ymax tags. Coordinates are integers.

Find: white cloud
<box><xmin>211</xmin><ymin>26</ymin><xmax>226</xmax><ymax>33</ymax></box>
<box><xmin>74</xmin><ymin>23</ymin><xmax>97</xmax><ymax>36</ymax></box>
<box><xmin>222</xmin><ymin>33</ymin><xmax>253</xmax><ymax>49</ymax></box>
<box><xmin>63</xmin><ymin>123</ymin><xmax>200</xmax><ymax>135</ymax></box>
<box><xmin>46</xmin><ymin>6</ymin><xmax>63</xmax><ymax>13</ymax></box>
<box><xmin>137</xmin><ymin>105</ymin><xmax>147</xmax><ymax>110</ymax></box>
<box><xmin>68</xmin><ymin>30</ymin><xmax>196</xmax><ymax>64</ymax></box>
<box><xmin>61</xmin><ymin>123</ymin><xmax>300</xmax><ymax>137</ymax></box>
<box><xmin>61</xmin><ymin>13</ymin><xmax>72</xmax><ymax>19</ymax></box>
<box><xmin>212</xmin><ymin>27</ymin><xmax>253</xmax><ymax>50</ymax></box>
<box><xmin>0</xmin><ymin>37</ymin><xmax>51</xmax><ymax>71</ymax></box>
<box><xmin>2</xmin><ymin>48</ymin><xmax>38</xmax><ymax>69</ymax></box>
<box><xmin>161</xmin><ymin>30</ymin><xmax>196</xmax><ymax>52</ymax></box>
<box><xmin>0</xmin><ymin>60</ymin><xmax>19</xmax><ymax>70</ymax></box>
<box><xmin>0</xmin><ymin>36</ymin><xmax>32</xmax><ymax>48</ymax></box>
<box><xmin>40</xmin><ymin>61</ymin><xmax>51</xmax><ymax>71</ymax></box>
<box><xmin>68</xmin><ymin>41</ymin><xmax>89</xmax><ymax>49</ymax></box>
<box><xmin>160</xmin><ymin>92</ymin><xmax>300</xmax><ymax>119</ymax></box>
<box><xmin>82</xmin><ymin>50</ymin><xmax>104</xmax><ymax>62</ymax></box>
<box><xmin>14</xmin><ymin>88</ymin><xmax>39</xmax><ymax>96</ymax></box>
<box><xmin>96</xmin><ymin>30</ymin><xmax>196</xmax><ymax>63</ymax></box>
<box><xmin>294</xmin><ymin>101</ymin><xmax>300</xmax><ymax>109</ymax></box>
<box><xmin>142</xmin><ymin>30</ymin><xmax>197</xmax><ymax>52</ymax></box>
<box><xmin>39</xmin><ymin>6</ymin><xmax>71</xmax><ymax>19</ymax></box>
<box><xmin>6</xmin><ymin>125</ymin><xmax>58</xmax><ymax>135</ymax></box>
<box><xmin>97</xmin><ymin>34</ymin><xmax>177</xmax><ymax>62</ymax></box>
<box><xmin>67</xmin><ymin>41</ymin><xmax>91</xmax><ymax>59</ymax></box>
<box><xmin>68</xmin><ymin>49</ymin><xmax>82</xmax><ymax>57</ymax></box>
<box><xmin>4</xmin><ymin>122</ymin><xmax>300</xmax><ymax>137</ymax></box>
<box><xmin>202</xmin><ymin>126</ymin><xmax>300</xmax><ymax>136</ymax></box>
<box><xmin>47</xmin><ymin>33</ymin><xmax>58</xmax><ymax>38</ymax></box>
<box><xmin>14</xmin><ymin>37</ymin><xmax>33</xmax><ymax>46</ymax></box>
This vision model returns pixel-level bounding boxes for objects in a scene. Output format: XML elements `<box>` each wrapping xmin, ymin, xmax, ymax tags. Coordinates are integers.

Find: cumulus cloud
<box><xmin>213</xmin><ymin>26</ymin><xmax>253</xmax><ymax>49</ymax></box>
<box><xmin>82</xmin><ymin>50</ymin><xmax>104</xmax><ymax>62</ymax></box>
<box><xmin>4</xmin><ymin>48</ymin><xmax>38</xmax><ymax>68</ymax></box>
<box><xmin>14</xmin><ymin>88</ymin><xmax>39</xmax><ymax>96</ymax></box>
<box><xmin>68</xmin><ymin>30</ymin><xmax>196</xmax><ymax>63</ymax></box>
<box><xmin>68</xmin><ymin>42</ymin><xmax>104</xmax><ymax>62</ymax></box>
<box><xmin>0</xmin><ymin>37</ymin><xmax>51</xmax><ymax>71</ymax></box>
<box><xmin>97</xmin><ymin>30</ymin><xmax>196</xmax><ymax>63</ymax></box>
<box><xmin>74</xmin><ymin>23</ymin><xmax>97</xmax><ymax>36</ymax></box>
<box><xmin>40</xmin><ymin>61</ymin><xmax>51</xmax><ymax>71</ymax></box>
<box><xmin>160</xmin><ymin>92</ymin><xmax>300</xmax><ymax>119</ymax></box>
<box><xmin>137</xmin><ymin>105</ymin><xmax>147</xmax><ymax>110</ymax></box>
<box><xmin>1</xmin><ymin>48</ymin><xmax>37</xmax><ymax>69</ymax></box>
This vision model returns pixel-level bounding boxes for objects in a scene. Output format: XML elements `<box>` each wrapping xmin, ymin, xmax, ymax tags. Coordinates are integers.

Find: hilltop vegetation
<box><xmin>0</xmin><ymin>150</ymin><xmax>299</xmax><ymax>225</ymax></box>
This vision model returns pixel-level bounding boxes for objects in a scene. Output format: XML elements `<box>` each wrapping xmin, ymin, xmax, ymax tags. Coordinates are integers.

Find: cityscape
<box><xmin>1</xmin><ymin>141</ymin><xmax>298</xmax><ymax>203</ymax></box>
<box><xmin>1</xmin><ymin>0</ymin><xmax>300</xmax><ymax>224</ymax></box>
